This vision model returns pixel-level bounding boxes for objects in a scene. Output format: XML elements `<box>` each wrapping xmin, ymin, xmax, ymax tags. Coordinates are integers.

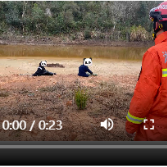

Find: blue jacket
<box><xmin>78</xmin><ymin>65</ymin><xmax>93</xmax><ymax>77</ymax></box>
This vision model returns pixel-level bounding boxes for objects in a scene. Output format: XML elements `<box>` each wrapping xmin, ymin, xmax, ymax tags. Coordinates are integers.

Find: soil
<box><xmin>0</xmin><ymin>58</ymin><xmax>141</xmax><ymax>141</ymax></box>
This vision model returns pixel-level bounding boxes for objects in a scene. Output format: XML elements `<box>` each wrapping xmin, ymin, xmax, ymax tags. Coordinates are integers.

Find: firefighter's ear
<box><xmin>90</xmin><ymin>57</ymin><xmax>92</xmax><ymax>60</ymax></box>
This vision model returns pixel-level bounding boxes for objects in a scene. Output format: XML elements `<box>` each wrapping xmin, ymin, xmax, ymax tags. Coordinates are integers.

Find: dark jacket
<box><xmin>78</xmin><ymin>65</ymin><xmax>93</xmax><ymax>77</ymax></box>
<box><xmin>33</xmin><ymin>66</ymin><xmax>55</xmax><ymax>76</ymax></box>
<box><xmin>33</xmin><ymin>66</ymin><xmax>46</xmax><ymax>76</ymax></box>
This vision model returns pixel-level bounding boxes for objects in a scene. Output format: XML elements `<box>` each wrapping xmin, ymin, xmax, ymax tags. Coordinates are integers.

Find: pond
<box><xmin>0</xmin><ymin>45</ymin><xmax>149</xmax><ymax>60</ymax></box>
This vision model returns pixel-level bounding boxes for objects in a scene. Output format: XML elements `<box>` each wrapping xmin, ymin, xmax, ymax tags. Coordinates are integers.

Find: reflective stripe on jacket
<box><xmin>126</xmin><ymin>111</ymin><xmax>145</xmax><ymax>124</ymax></box>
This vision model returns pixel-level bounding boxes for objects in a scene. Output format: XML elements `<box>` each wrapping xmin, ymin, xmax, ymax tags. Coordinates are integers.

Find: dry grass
<box><xmin>39</xmin><ymin>83</ymin><xmax>66</xmax><ymax>92</ymax></box>
<box><xmin>0</xmin><ymin>75</ymin><xmax>134</xmax><ymax>141</ymax></box>
<box><xmin>87</xmin><ymin>81</ymin><xmax>131</xmax><ymax>120</ymax></box>
<box><xmin>0</xmin><ymin>91</ymin><xmax>9</xmax><ymax>97</ymax></box>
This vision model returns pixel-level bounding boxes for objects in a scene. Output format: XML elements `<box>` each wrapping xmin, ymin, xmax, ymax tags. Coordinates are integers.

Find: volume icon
<box><xmin>100</xmin><ymin>118</ymin><xmax>114</xmax><ymax>131</ymax></box>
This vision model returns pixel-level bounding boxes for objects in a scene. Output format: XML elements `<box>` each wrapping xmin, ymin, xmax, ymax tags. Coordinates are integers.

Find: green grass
<box><xmin>74</xmin><ymin>89</ymin><xmax>88</xmax><ymax>110</ymax></box>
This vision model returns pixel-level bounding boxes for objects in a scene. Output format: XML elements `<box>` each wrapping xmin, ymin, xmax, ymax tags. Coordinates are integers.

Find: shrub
<box><xmin>130</xmin><ymin>25</ymin><xmax>149</xmax><ymax>41</ymax></box>
<box><xmin>75</xmin><ymin>89</ymin><xmax>88</xmax><ymax>110</ymax></box>
<box><xmin>84</xmin><ymin>28</ymin><xmax>91</xmax><ymax>40</ymax></box>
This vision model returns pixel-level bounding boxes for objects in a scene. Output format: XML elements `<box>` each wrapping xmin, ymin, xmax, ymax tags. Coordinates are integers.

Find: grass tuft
<box><xmin>74</xmin><ymin>89</ymin><xmax>88</xmax><ymax>110</ymax></box>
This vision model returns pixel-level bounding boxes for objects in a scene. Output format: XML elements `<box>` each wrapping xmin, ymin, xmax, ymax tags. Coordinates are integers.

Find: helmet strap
<box><xmin>152</xmin><ymin>32</ymin><xmax>156</xmax><ymax>39</ymax></box>
<box><xmin>153</xmin><ymin>21</ymin><xmax>163</xmax><ymax>40</ymax></box>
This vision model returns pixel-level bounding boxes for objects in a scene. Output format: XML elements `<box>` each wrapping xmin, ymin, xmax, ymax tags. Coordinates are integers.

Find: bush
<box><xmin>84</xmin><ymin>28</ymin><xmax>91</xmax><ymax>40</ymax></box>
<box><xmin>130</xmin><ymin>25</ymin><xmax>149</xmax><ymax>41</ymax></box>
<box><xmin>75</xmin><ymin>89</ymin><xmax>88</xmax><ymax>110</ymax></box>
<box><xmin>0</xmin><ymin>21</ymin><xmax>7</xmax><ymax>34</ymax></box>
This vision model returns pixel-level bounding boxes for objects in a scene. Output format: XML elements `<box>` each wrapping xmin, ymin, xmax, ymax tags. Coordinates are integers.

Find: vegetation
<box><xmin>75</xmin><ymin>89</ymin><xmax>88</xmax><ymax>110</ymax></box>
<box><xmin>0</xmin><ymin>1</ymin><xmax>162</xmax><ymax>41</ymax></box>
<box><xmin>130</xmin><ymin>25</ymin><xmax>150</xmax><ymax>41</ymax></box>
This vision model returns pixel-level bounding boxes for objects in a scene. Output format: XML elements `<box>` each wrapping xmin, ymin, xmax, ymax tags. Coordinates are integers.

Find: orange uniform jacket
<box><xmin>126</xmin><ymin>31</ymin><xmax>167</xmax><ymax>141</ymax></box>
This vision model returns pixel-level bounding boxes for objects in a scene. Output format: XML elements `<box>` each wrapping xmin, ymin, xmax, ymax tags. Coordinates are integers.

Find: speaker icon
<box><xmin>100</xmin><ymin>118</ymin><xmax>114</xmax><ymax>131</ymax></box>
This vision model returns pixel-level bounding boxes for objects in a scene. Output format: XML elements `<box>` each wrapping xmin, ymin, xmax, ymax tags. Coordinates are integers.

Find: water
<box><xmin>0</xmin><ymin>45</ymin><xmax>149</xmax><ymax>60</ymax></box>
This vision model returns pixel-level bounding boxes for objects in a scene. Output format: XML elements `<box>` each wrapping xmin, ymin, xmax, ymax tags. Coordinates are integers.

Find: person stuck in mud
<box><xmin>78</xmin><ymin>57</ymin><xmax>97</xmax><ymax>77</ymax></box>
<box><xmin>126</xmin><ymin>1</ymin><xmax>167</xmax><ymax>141</ymax></box>
<box><xmin>32</xmin><ymin>61</ymin><xmax>56</xmax><ymax>76</ymax></box>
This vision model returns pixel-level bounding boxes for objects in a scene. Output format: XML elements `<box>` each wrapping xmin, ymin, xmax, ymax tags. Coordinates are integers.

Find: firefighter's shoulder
<box><xmin>147</xmin><ymin>42</ymin><xmax>166</xmax><ymax>54</ymax></box>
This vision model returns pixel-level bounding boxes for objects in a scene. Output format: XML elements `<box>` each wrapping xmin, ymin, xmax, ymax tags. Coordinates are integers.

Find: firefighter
<box><xmin>126</xmin><ymin>1</ymin><xmax>167</xmax><ymax>141</ymax></box>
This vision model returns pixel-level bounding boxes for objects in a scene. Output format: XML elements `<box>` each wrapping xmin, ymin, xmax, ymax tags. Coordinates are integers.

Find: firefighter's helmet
<box><xmin>149</xmin><ymin>1</ymin><xmax>167</xmax><ymax>39</ymax></box>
